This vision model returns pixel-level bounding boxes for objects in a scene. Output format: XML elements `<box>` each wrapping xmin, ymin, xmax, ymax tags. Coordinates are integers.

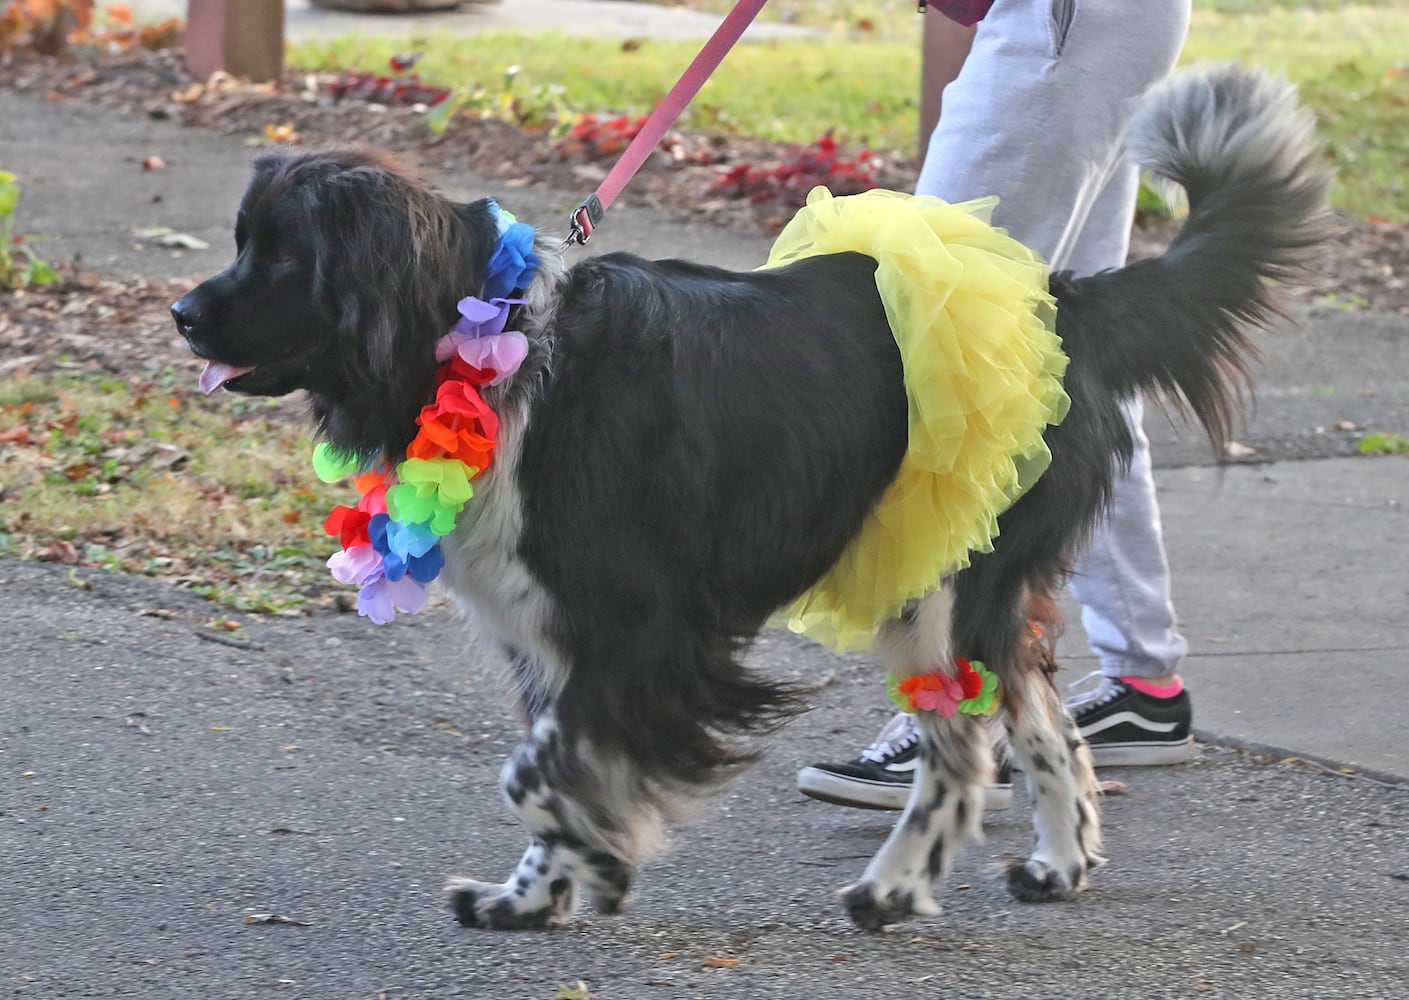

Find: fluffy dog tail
<box><xmin>1051</xmin><ymin>63</ymin><xmax>1335</xmax><ymax>450</ymax></box>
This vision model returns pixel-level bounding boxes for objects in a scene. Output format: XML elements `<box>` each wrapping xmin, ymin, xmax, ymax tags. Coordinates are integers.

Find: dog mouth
<box><xmin>198</xmin><ymin>360</ymin><xmax>258</xmax><ymax>395</ymax></box>
<box><xmin>193</xmin><ymin>333</ymin><xmax>323</xmax><ymax>397</ymax></box>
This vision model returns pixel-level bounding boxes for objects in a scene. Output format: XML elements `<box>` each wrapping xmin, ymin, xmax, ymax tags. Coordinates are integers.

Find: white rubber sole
<box><xmin>1087</xmin><ymin>736</ymin><xmax>1196</xmax><ymax>768</ymax></box>
<box><xmin>796</xmin><ymin>767</ymin><xmax>1013</xmax><ymax>812</ymax></box>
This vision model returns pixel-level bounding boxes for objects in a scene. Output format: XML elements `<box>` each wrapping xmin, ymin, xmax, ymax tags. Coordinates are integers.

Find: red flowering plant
<box><xmin>710</xmin><ymin>130</ymin><xmax>879</xmax><ymax>210</ymax></box>
<box><xmin>329</xmin><ymin>52</ymin><xmax>452</xmax><ymax>109</ymax></box>
<box><xmin>554</xmin><ymin>113</ymin><xmax>648</xmax><ymax>160</ymax></box>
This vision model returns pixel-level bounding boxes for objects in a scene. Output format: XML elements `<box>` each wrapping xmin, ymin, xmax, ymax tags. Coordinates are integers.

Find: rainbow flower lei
<box><xmin>888</xmin><ymin>657</ymin><xmax>1000</xmax><ymax>718</ymax></box>
<box><xmin>312</xmin><ymin>204</ymin><xmax>538</xmax><ymax>623</ymax></box>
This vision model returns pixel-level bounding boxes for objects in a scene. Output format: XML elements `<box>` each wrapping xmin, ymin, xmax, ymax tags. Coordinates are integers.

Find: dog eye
<box><xmin>271</xmin><ymin>244</ymin><xmax>302</xmax><ymax>267</ymax></box>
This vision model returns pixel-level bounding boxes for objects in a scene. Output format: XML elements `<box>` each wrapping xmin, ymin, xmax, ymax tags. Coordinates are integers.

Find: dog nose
<box><xmin>171</xmin><ymin>296</ymin><xmax>200</xmax><ymax>339</ymax></box>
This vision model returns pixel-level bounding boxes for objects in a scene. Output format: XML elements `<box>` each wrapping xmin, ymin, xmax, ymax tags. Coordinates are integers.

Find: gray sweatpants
<box><xmin>915</xmin><ymin>0</ymin><xmax>1193</xmax><ymax>678</ymax></box>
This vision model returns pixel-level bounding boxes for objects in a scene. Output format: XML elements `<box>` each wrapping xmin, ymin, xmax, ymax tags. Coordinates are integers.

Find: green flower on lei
<box><xmin>957</xmin><ymin>658</ymin><xmax>1000</xmax><ymax>716</ymax></box>
<box><xmin>385</xmin><ymin>457</ymin><xmax>475</xmax><ymax>535</ymax></box>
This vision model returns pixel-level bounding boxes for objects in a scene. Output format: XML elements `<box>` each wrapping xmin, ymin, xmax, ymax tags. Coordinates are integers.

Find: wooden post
<box><xmin>185</xmin><ymin>0</ymin><xmax>284</xmax><ymax>84</ymax></box>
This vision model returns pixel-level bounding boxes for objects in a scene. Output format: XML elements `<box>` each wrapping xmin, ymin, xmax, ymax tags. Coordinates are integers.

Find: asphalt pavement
<box><xmin>2</xmin><ymin>4</ymin><xmax>1408</xmax><ymax>997</ymax></box>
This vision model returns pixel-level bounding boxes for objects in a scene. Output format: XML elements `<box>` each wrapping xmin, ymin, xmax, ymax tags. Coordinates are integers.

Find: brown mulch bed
<box><xmin>1</xmin><ymin>269</ymin><xmax>188</xmax><ymax>381</ymax></box>
<box><xmin>2</xmin><ymin>48</ymin><xmax>920</xmax><ymax>237</ymax></box>
<box><xmin>2</xmin><ymin>47</ymin><xmax>1406</xmax><ymax>386</ymax></box>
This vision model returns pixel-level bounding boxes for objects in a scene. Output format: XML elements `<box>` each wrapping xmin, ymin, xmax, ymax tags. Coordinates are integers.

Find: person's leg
<box><xmin>1064</xmin><ymin>393</ymin><xmax>1195</xmax><ymax>764</ymax></box>
<box><xmin>1067</xmin><ymin>397</ymin><xmax>1187</xmax><ymax>681</ymax></box>
<box><xmin>918</xmin><ymin>0</ymin><xmax>1196</xmax><ymax>766</ymax></box>
<box><xmin>916</xmin><ymin>0</ymin><xmax>1190</xmax><ymax>269</ymax></box>
<box><xmin>1055</xmin><ymin>117</ymin><xmax>1195</xmax><ymax>764</ymax></box>
<box><xmin>800</xmin><ymin>0</ymin><xmax>1193</xmax><ymax>806</ymax></box>
<box><xmin>918</xmin><ymin>13</ymin><xmax>976</xmax><ymax>157</ymax></box>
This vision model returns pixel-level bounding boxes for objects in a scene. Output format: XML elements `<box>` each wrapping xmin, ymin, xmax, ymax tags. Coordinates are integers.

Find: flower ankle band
<box><xmin>888</xmin><ymin>657</ymin><xmax>1000</xmax><ymax>718</ymax></box>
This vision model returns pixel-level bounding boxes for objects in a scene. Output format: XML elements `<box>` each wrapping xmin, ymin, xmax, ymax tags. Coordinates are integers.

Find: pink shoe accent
<box><xmin>1120</xmin><ymin>675</ymin><xmax>1184</xmax><ymax>698</ymax></box>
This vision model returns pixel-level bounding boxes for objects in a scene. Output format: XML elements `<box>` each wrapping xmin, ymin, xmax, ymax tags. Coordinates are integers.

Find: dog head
<box><xmin>172</xmin><ymin>147</ymin><xmax>500</xmax><ymax>457</ymax></box>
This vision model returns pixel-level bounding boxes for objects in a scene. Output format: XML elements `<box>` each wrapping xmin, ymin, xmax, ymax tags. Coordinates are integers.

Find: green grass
<box><xmin>288</xmin><ymin>2</ymin><xmax>1409</xmax><ymax>221</ymax></box>
<box><xmin>295</xmin><ymin>30</ymin><xmax>920</xmax><ymax>150</ymax></box>
<box><xmin>648</xmin><ymin>0</ymin><xmax>1393</xmax><ymax>36</ymax></box>
<box><xmin>1184</xmin><ymin>5</ymin><xmax>1409</xmax><ymax>221</ymax></box>
<box><xmin>0</xmin><ymin>373</ymin><xmax>346</xmax><ymax>612</ymax></box>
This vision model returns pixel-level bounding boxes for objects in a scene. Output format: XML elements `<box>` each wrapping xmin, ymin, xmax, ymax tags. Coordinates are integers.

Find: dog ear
<box><xmin>305</xmin><ymin>163</ymin><xmax>465</xmax><ymax>383</ymax></box>
<box><xmin>452</xmin><ymin>197</ymin><xmax>500</xmax><ymax>280</ymax></box>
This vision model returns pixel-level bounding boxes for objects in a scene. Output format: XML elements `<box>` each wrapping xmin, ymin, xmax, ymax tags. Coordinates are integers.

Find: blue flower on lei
<box><xmin>482</xmin><ymin>204</ymin><xmax>539</xmax><ymax>300</ymax></box>
<box><xmin>368</xmin><ymin>513</ymin><xmax>445</xmax><ymax>584</ymax></box>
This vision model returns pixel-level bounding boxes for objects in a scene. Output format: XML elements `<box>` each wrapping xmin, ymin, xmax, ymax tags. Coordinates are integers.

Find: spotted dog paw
<box><xmin>1005</xmin><ymin>859</ymin><xmax>1084</xmax><ymax>903</ymax></box>
<box><xmin>840</xmin><ymin>880</ymin><xmax>940</xmax><ymax>932</ymax></box>
<box><xmin>446</xmin><ymin>875</ymin><xmax>577</xmax><ymax>930</ymax></box>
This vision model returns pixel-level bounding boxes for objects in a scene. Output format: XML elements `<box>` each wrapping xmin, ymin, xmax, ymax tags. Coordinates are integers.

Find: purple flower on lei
<box><xmin>327</xmin><ymin>544</ymin><xmax>384</xmax><ymax>586</ymax></box>
<box><xmin>437</xmin><ymin>296</ymin><xmax>530</xmax><ymax>386</ymax></box>
<box><xmin>357</xmin><ymin>574</ymin><xmax>429</xmax><ymax>625</ymax></box>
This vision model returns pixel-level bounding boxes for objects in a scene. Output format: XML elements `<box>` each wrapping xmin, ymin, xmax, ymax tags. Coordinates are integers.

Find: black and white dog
<box><xmin>172</xmin><ymin>65</ymin><xmax>1330</xmax><ymax>931</ymax></box>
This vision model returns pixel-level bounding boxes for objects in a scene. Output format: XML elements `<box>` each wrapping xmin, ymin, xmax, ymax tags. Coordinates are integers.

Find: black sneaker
<box><xmin>1065</xmin><ymin>672</ymin><xmax>1194</xmax><ymax>766</ymax></box>
<box><xmin>797</xmin><ymin>712</ymin><xmax>1013</xmax><ymax>811</ymax></box>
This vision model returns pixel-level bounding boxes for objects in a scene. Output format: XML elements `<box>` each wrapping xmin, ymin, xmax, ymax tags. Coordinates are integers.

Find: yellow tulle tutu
<box><xmin>767</xmin><ymin>188</ymin><xmax>1070</xmax><ymax>652</ymax></box>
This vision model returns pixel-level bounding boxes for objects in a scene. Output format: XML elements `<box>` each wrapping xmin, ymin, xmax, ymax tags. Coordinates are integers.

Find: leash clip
<box><xmin>566</xmin><ymin>194</ymin><xmax>605</xmax><ymax>247</ymax></box>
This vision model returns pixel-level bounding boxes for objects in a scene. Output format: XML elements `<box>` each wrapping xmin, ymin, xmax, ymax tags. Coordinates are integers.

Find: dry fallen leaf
<box><xmin>264</xmin><ymin>122</ymin><xmax>300</xmax><ymax>144</ymax></box>
<box><xmin>154</xmin><ymin>233</ymin><xmax>210</xmax><ymax>250</ymax></box>
<box><xmin>701</xmin><ymin>955</ymin><xmax>741</xmax><ymax>969</ymax></box>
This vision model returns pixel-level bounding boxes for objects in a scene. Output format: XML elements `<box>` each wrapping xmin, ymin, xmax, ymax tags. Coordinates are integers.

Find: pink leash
<box><xmin>565</xmin><ymin>0</ymin><xmax>769</xmax><ymax>246</ymax></box>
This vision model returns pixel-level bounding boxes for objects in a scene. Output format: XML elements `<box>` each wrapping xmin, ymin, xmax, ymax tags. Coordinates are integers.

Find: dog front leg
<box><xmin>446</xmin><ymin>714</ymin><xmax>639</xmax><ymax>930</ymax></box>
<box><xmin>446</xmin><ymin>834</ymin><xmax>579</xmax><ymax>930</ymax></box>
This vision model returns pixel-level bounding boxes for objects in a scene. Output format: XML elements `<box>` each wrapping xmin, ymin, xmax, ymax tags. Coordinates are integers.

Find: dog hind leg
<box><xmin>1003</xmin><ymin>669</ymin><xmax>1104</xmax><ymax>902</ymax></box>
<box><xmin>841</xmin><ymin>710</ymin><xmax>990</xmax><ymax>931</ymax></box>
<box><xmin>840</xmin><ymin>589</ymin><xmax>994</xmax><ymax>931</ymax></box>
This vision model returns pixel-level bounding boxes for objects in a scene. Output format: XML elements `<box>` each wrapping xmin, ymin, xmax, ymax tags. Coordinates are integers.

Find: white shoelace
<box><xmin>859</xmin><ymin>711</ymin><xmax>918</xmax><ymax>763</ymax></box>
<box><xmin>1065</xmin><ymin>670</ymin><xmax>1124</xmax><ymax>710</ymax></box>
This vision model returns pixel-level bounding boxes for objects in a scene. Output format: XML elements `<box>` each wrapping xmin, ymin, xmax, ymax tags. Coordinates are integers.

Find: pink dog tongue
<box><xmin>198</xmin><ymin>361</ymin><xmax>256</xmax><ymax>395</ymax></box>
